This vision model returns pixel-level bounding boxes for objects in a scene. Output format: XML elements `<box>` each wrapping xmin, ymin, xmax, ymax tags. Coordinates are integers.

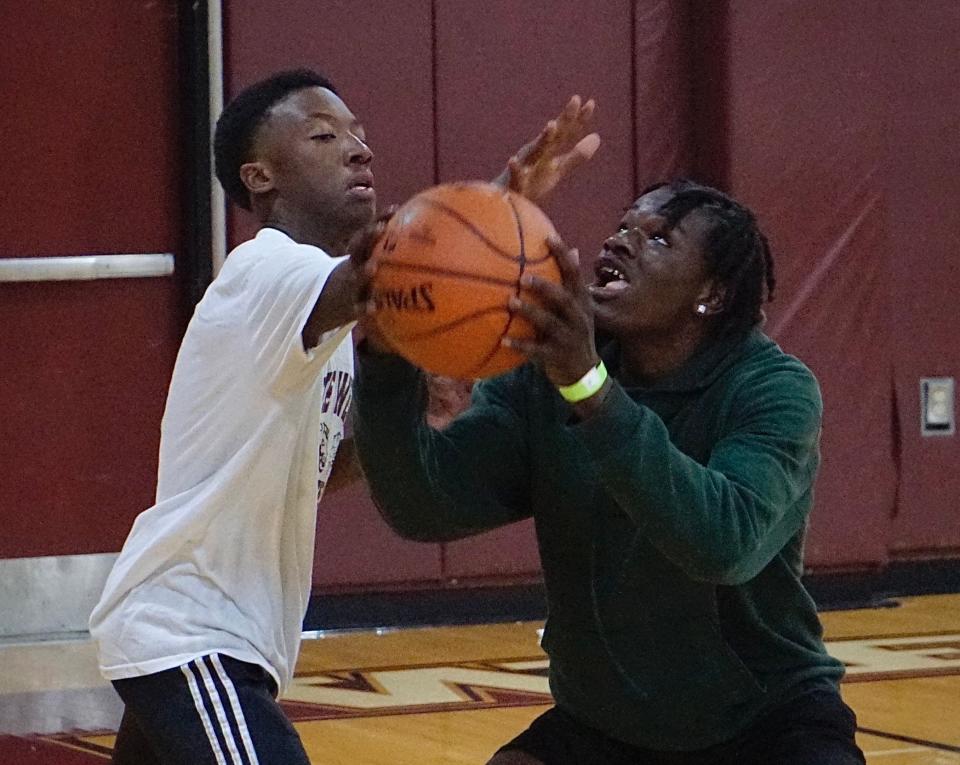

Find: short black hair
<box><xmin>642</xmin><ymin>179</ymin><xmax>776</xmax><ymax>336</ymax></box>
<box><xmin>213</xmin><ymin>69</ymin><xmax>338</xmax><ymax>210</ymax></box>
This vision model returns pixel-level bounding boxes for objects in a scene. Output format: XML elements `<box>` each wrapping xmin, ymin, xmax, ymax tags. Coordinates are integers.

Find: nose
<box><xmin>603</xmin><ymin>231</ymin><xmax>632</xmax><ymax>258</ymax></box>
<box><xmin>348</xmin><ymin>134</ymin><xmax>373</xmax><ymax>166</ymax></box>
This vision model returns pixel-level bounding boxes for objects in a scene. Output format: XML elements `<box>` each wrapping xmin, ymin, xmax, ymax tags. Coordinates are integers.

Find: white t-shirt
<box><xmin>89</xmin><ymin>228</ymin><xmax>354</xmax><ymax>692</ymax></box>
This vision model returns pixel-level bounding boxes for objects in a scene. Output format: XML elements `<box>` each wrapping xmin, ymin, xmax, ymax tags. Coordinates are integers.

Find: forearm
<box><xmin>353</xmin><ymin>346</ymin><xmax>530</xmax><ymax>541</ymax></box>
<box><xmin>302</xmin><ymin>259</ymin><xmax>358</xmax><ymax>348</ymax></box>
<box><xmin>570</xmin><ymin>383</ymin><xmax>814</xmax><ymax>584</ymax></box>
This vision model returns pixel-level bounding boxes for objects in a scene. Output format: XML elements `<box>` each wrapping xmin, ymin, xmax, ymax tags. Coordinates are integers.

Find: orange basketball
<box><xmin>370</xmin><ymin>181</ymin><xmax>561</xmax><ymax>379</ymax></box>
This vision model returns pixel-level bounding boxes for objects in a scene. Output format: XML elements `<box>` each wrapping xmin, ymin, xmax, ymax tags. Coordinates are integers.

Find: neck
<box><xmin>618</xmin><ymin>322</ymin><xmax>708</xmax><ymax>386</ymax></box>
<box><xmin>258</xmin><ymin>202</ymin><xmax>353</xmax><ymax>256</ymax></box>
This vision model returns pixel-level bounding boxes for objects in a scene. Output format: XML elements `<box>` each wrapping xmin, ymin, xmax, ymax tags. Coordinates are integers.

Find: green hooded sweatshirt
<box><xmin>352</xmin><ymin>329</ymin><xmax>844</xmax><ymax>751</ymax></box>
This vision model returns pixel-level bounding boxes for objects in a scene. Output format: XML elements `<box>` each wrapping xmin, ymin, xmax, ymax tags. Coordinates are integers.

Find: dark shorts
<box><xmin>495</xmin><ymin>685</ymin><xmax>866</xmax><ymax>765</ymax></box>
<box><xmin>111</xmin><ymin>653</ymin><xmax>309</xmax><ymax>765</ymax></box>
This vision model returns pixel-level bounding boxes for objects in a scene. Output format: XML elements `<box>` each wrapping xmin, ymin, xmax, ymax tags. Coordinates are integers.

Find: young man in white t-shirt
<box><xmin>89</xmin><ymin>69</ymin><xmax>599</xmax><ymax>764</ymax></box>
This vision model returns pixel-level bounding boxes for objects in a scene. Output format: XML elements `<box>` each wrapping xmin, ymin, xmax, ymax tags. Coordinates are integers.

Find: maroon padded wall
<box><xmin>434</xmin><ymin>0</ymin><xmax>702</xmax><ymax>579</ymax></box>
<box><xmin>691</xmin><ymin>1</ymin><xmax>896</xmax><ymax>568</ymax></box>
<box><xmin>434</xmin><ymin>0</ymin><xmax>637</xmax><ymax>579</ymax></box>
<box><xmin>883</xmin><ymin>2</ymin><xmax>960</xmax><ymax>556</ymax></box>
<box><xmin>225</xmin><ymin>0</ymin><xmax>437</xmax><ymax>242</ymax></box>
<box><xmin>224</xmin><ymin>0</ymin><xmax>443</xmax><ymax>587</ymax></box>
<box><xmin>5</xmin><ymin>0</ymin><xmax>956</xmax><ymax>585</ymax></box>
<box><xmin>221</xmin><ymin>0</ymin><xmax>960</xmax><ymax>588</ymax></box>
<box><xmin>633</xmin><ymin>0</ymin><xmax>694</xmax><ymax>191</ymax></box>
<box><xmin>0</xmin><ymin>1</ymin><xmax>184</xmax><ymax>557</ymax></box>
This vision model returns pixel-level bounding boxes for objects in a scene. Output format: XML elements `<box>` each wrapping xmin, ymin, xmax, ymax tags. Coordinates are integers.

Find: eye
<box><xmin>311</xmin><ymin>133</ymin><xmax>336</xmax><ymax>142</ymax></box>
<box><xmin>650</xmin><ymin>232</ymin><xmax>670</xmax><ymax>247</ymax></box>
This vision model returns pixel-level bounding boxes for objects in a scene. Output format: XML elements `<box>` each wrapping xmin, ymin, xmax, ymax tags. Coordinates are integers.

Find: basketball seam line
<box><xmin>420</xmin><ymin>197</ymin><xmax>553</xmax><ymax>265</ymax></box>
<box><xmin>464</xmin><ymin>195</ymin><xmax>527</xmax><ymax>377</ymax></box>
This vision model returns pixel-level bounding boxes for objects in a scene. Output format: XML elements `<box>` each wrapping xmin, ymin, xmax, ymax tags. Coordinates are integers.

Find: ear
<box><xmin>239</xmin><ymin>161</ymin><xmax>275</xmax><ymax>198</ymax></box>
<box><xmin>694</xmin><ymin>281</ymin><xmax>725</xmax><ymax>317</ymax></box>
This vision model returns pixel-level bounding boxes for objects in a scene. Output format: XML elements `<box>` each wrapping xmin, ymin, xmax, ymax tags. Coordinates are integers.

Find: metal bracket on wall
<box><xmin>0</xmin><ymin>254</ymin><xmax>174</xmax><ymax>282</ymax></box>
<box><xmin>920</xmin><ymin>377</ymin><xmax>955</xmax><ymax>436</ymax></box>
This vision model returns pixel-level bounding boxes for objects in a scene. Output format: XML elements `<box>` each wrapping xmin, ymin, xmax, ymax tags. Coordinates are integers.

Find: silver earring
<box><xmin>696</xmin><ymin>304</ymin><xmax>707</xmax><ymax>315</ymax></box>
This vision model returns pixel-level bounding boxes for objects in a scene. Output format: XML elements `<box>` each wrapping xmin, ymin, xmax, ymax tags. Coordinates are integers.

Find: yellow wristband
<box><xmin>557</xmin><ymin>361</ymin><xmax>608</xmax><ymax>403</ymax></box>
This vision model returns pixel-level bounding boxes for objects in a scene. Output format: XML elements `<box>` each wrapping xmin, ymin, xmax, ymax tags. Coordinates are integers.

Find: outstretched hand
<box><xmin>497</xmin><ymin>96</ymin><xmax>601</xmax><ymax>204</ymax></box>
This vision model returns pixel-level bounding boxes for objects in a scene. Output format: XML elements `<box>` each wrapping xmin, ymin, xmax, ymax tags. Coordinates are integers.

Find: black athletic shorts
<box><xmin>111</xmin><ymin>653</ymin><xmax>308</xmax><ymax>765</ymax></box>
<box><xmin>495</xmin><ymin>685</ymin><xmax>865</xmax><ymax>765</ymax></box>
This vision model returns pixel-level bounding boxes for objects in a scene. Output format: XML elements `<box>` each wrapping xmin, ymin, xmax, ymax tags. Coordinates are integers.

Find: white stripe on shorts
<box><xmin>180</xmin><ymin>663</ymin><xmax>229</xmax><ymax>765</ymax></box>
<box><xmin>194</xmin><ymin>657</ymin><xmax>245</xmax><ymax>765</ymax></box>
<box><xmin>210</xmin><ymin>654</ymin><xmax>260</xmax><ymax>765</ymax></box>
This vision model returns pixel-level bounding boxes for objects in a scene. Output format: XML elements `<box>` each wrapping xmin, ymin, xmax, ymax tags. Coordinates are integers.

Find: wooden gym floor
<box><xmin>0</xmin><ymin>593</ymin><xmax>958</xmax><ymax>763</ymax></box>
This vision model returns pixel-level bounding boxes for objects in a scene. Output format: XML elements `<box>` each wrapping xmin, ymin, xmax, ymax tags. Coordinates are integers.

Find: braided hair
<box><xmin>643</xmin><ymin>180</ymin><xmax>776</xmax><ymax>336</ymax></box>
<box><xmin>213</xmin><ymin>69</ymin><xmax>338</xmax><ymax>210</ymax></box>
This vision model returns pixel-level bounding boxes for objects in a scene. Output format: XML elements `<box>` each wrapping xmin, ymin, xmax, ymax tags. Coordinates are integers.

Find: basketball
<box><xmin>370</xmin><ymin>181</ymin><xmax>561</xmax><ymax>379</ymax></box>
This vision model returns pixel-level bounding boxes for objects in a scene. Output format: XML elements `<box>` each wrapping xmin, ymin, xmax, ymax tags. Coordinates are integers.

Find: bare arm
<box><xmin>301</xmin><ymin>213</ymin><xmax>393</xmax><ymax>349</ymax></box>
<box><xmin>300</xmin><ymin>261</ymin><xmax>358</xmax><ymax>348</ymax></box>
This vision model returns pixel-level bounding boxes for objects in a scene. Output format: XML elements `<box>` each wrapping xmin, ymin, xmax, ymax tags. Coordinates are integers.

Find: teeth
<box><xmin>598</xmin><ymin>265</ymin><xmax>625</xmax><ymax>283</ymax></box>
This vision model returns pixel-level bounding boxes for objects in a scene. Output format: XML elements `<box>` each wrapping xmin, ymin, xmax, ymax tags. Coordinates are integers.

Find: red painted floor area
<box><xmin>0</xmin><ymin>735</ymin><xmax>108</xmax><ymax>763</ymax></box>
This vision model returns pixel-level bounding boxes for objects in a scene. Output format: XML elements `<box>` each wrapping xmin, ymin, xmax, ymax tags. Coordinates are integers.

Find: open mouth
<box><xmin>589</xmin><ymin>255</ymin><xmax>630</xmax><ymax>299</ymax></box>
<box><xmin>595</xmin><ymin>263</ymin><xmax>627</xmax><ymax>287</ymax></box>
<box><xmin>588</xmin><ymin>252</ymin><xmax>630</xmax><ymax>302</ymax></box>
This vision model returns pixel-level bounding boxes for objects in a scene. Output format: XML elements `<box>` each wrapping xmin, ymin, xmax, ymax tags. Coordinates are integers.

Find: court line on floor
<box><xmin>827</xmin><ymin>629</ymin><xmax>960</xmax><ymax>642</ymax></box>
<box><xmin>864</xmin><ymin>747</ymin><xmax>937</xmax><ymax>757</ymax></box>
<box><xmin>859</xmin><ymin>727</ymin><xmax>960</xmax><ymax>754</ymax></box>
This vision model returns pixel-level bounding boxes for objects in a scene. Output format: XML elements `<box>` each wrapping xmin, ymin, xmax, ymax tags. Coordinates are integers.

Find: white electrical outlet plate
<box><xmin>920</xmin><ymin>377</ymin><xmax>955</xmax><ymax>436</ymax></box>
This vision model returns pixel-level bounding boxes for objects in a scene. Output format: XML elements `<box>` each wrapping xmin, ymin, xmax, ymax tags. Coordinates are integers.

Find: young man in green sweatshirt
<box><xmin>352</xmin><ymin>180</ymin><xmax>865</xmax><ymax>764</ymax></box>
